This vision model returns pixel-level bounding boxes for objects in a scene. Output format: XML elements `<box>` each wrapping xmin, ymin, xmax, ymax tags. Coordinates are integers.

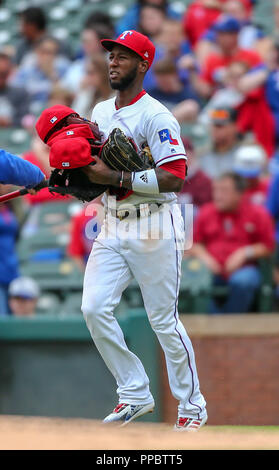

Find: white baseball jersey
<box><xmin>91</xmin><ymin>91</ymin><xmax>187</xmax><ymax>208</ymax></box>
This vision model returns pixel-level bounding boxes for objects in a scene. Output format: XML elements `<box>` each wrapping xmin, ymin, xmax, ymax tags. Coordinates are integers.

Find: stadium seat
<box><xmin>20</xmin><ymin>259</ymin><xmax>84</xmax><ymax>294</ymax></box>
<box><xmin>179</xmin><ymin>257</ymin><xmax>212</xmax><ymax>313</ymax></box>
<box><xmin>0</xmin><ymin>128</ymin><xmax>31</xmax><ymax>155</ymax></box>
<box><xmin>37</xmin><ymin>292</ymin><xmax>61</xmax><ymax>315</ymax></box>
<box><xmin>59</xmin><ymin>292</ymin><xmax>82</xmax><ymax>315</ymax></box>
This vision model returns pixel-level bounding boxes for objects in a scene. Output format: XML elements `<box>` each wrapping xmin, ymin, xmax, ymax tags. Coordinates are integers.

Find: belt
<box><xmin>109</xmin><ymin>203</ymin><xmax>163</xmax><ymax>221</ymax></box>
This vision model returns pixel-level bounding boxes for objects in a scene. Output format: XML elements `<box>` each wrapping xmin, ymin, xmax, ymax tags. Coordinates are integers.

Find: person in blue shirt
<box><xmin>265</xmin><ymin>41</ymin><xmax>279</xmax><ymax>146</ymax></box>
<box><xmin>0</xmin><ymin>150</ymin><xmax>45</xmax><ymax>315</ymax></box>
<box><xmin>115</xmin><ymin>0</ymin><xmax>181</xmax><ymax>37</ymax></box>
<box><xmin>0</xmin><ymin>189</ymin><xmax>20</xmax><ymax>315</ymax></box>
<box><xmin>0</xmin><ymin>149</ymin><xmax>44</xmax><ymax>188</ymax></box>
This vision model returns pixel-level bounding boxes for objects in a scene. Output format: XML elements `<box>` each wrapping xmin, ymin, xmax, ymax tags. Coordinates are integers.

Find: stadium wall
<box><xmin>0</xmin><ymin>309</ymin><xmax>161</xmax><ymax>423</ymax></box>
<box><xmin>162</xmin><ymin>314</ymin><xmax>279</xmax><ymax>425</ymax></box>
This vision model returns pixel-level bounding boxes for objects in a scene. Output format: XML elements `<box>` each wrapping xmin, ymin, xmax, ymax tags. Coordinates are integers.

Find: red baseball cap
<box><xmin>36</xmin><ymin>105</ymin><xmax>78</xmax><ymax>143</ymax></box>
<box><xmin>101</xmin><ymin>30</ymin><xmax>155</xmax><ymax>68</ymax></box>
<box><xmin>48</xmin><ymin>123</ymin><xmax>96</xmax><ymax>146</ymax></box>
<box><xmin>49</xmin><ymin>137</ymin><xmax>93</xmax><ymax>169</ymax></box>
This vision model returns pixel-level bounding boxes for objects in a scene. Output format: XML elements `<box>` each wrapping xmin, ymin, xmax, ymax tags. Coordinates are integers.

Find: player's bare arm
<box><xmin>82</xmin><ymin>156</ymin><xmax>184</xmax><ymax>193</ymax></box>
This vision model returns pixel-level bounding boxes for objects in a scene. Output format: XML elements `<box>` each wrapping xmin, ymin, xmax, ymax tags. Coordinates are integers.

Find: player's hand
<box><xmin>224</xmin><ymin>248</ymin><xmax>247</xmax><ymax>275</ymax></box>
<box><xmin>82</xmin><ymin>156</ymin><xmax>119</xmax><ymax>186</ymax></box>
<box><xmin>26</xmin><ymin>177</ymin><xmax>47</xmax><ymax>195</ymax></box>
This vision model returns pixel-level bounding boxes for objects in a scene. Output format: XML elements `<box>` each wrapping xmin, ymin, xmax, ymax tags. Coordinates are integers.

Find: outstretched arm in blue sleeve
<box><xmin>0</xmin><ymin>149</ymin><xmax>45</xmax><ymax>188</ymax></box>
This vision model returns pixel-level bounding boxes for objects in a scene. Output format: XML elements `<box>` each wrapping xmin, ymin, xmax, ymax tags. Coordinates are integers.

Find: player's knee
<box><xmin>148</xmin><ymin>311</ymin><xmax>175</xmax><ymax>334</ymax></box>
<box><xmin>81</xmin><ymin>291</ymin><xmax>106</xmax><ymax>322</ymax></box>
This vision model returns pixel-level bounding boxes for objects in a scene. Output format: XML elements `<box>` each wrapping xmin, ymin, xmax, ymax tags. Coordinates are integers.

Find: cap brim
<box><xmin>101</xmin><ymin>39</ymin><xmax>143</xmax><ymax>60</ymax></box>
<box><xmin>101</xmin><ymin>39</ymin><xmax>119</xmax><ymax>52</ymax></box>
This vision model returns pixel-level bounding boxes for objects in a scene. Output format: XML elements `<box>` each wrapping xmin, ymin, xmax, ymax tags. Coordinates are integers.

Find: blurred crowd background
<box><xmin>1</xmin><ymin>0</ymin><xmax>279</xmax><ymax>318</ymax></box>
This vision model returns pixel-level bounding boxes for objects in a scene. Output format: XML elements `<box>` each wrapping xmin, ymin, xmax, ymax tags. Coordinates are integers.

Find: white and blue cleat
<box><xmin>103</xmin><ymin>402</ymin><xmax>155</xmax><ymax>427</ymax></box>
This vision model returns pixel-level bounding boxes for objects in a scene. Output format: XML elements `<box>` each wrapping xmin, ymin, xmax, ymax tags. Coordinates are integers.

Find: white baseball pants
<box><xmin>81</xmin><ymin>204</ymin><xmax>207</xmax><ymax>418</ymax></box>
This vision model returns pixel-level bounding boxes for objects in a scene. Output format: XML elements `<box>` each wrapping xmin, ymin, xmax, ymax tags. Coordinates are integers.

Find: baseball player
<box><xmin>81</xmin><ymin>30</ymin><xmax>207</xmax><ymax>431</ymax></box>
<box><xmin>0</xmin><ymin>149</ymin><xmax>45</xmax><ymax>189</ymax></box>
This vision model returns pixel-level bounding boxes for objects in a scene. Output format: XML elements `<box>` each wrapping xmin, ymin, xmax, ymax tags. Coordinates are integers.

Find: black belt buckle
<box><xmin>116</xmin><ymin>203</ymin><xmax>162</xmax><ymax>221</ymax></box>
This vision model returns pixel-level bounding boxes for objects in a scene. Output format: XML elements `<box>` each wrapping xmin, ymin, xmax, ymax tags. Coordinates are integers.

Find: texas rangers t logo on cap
<box><xmin>158</xmin><ymin>129</ymin><xmax>179</xmax><ymax>145</ymax></box>
<box><xmin>120</xmin><ymin>30</ymin><xmax>133</xmax><ymax>40</ymax></box>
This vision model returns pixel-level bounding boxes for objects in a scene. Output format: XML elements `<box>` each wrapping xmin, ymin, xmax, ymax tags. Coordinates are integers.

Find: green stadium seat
<box><xmin>37</xmin><ymin>292</ymin><xmax>61</xmax><ymax>315</ymax></box>
<box><xmin>178</xmin><ymin>257</ymin><xmax>212</xmax><ymax>313</ymax></box>
<box><xmin>0</xmin><ymin>128</ymin><xmax>31</xmax><ymax>155</ymax></box>
<box><xmin>20</xmin><ymin>259</ymin><xmax>84</xmax><ymax>293</ymax></box>
<box><xmin>59</xmin><ymin>292</ymin><xmax>82</xmax><ymax>315</ymax></box>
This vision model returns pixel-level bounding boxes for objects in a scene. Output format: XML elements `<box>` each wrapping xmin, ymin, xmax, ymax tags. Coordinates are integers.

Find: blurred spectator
<box><xmin>15</xmin><ymin>6</ymin><xmax>71</xmax><ymax>66</ymax></box>
<box><xmin>22</xmin><ymin>136</ymin><xmax>65</xmax><ymax>205</ymax></box>
<box><xmin>148</xmin><ymin>58</ymin><xmax>200</xmax><ymax>121</ymax></box>
<box><xmin>224</xmin><ymin>0</ymin><xmax>265</xmax><ymax>50</ymax></box>
<box><xmin>11</xmin><ymin>36</ymin><xmax>70</xmax><ymax>114</ymax></box>
<box><xmin>191</xmin><ymin>15</ymin><xmax>265</xmax><ymax>99</ymax></box>
<box><xmin>61</xmin><ymin>21</ymin><xmax>112</xmax><ymax>95</ymax></box>
<box><xmin>197</xmin><ymin>49</ymin><xmax>276</xmax><ymax>157</ymax></box>
<box><xmin>266</xmin><ymin>169</ymin><xmax>279</xmax><ymax>304</ymax></box>
<box><xmin>199</xmin><ymin>106</ymin><xmax>241</xmax><ymax>178</ymax></box>
<box><xmin>48</xmin><ymin>84</ymin><xmax>74</xmax><ymax>108</ymax></box>
<box><xmin>191</xmin><ymin>172</ymin><xmax>275</xmax><ymax>313</ymax></box>
<box><xmin>177</xmin><ymin>137</ymin><xmax>212</xmax><ymax>216</ymax></box>
<box><xmin>233</xmin><ymin>144</ymin><xmax>269</xmax><ymax>206</ymax></box>
<box><xmin>265</xmin><ymin>40</ymin><xmax>279</xmax><ymax>147</ymax></box>
<box><xmin>0</xmin><ymin>52</ymin><xmax>31</xmax><ymax>127</ymax></box>
<box><xmin>198</xmin><ymin>60</ymin><xmax>248</xmax><ymax>126</ymax></box>
<box><xmin>67</xmin><ymin>200</ymin><xmax>104</xmax><ymax>271</ymax></box>
<box><xmin>145</xmin><ymin>17</ymin><xmax>198</xmax><ymax>99</ymax></box>
<box><xmin>197</xmin><ymin>2</ymin><xmax>266</xmax><ymax>61</ymax></box>
<box><xmin>83</xmin><ymin>11</ymin><xmax>115</xmax><ymax>39</ymax></box>
<box><xmin>71</xmin><ymin>54</ymin><xmax>115</xmax><ymax>120</ymax></box>
<box><xmin>138</xmin><ymin>3</ymin><xmax>166</xmax><ymax>40</ymax></box>
<box><xmin>182</xmin><ymin>0</ymin><xmax>226</xmax><ymax>49</ymax></box>
<box><xmin>157</xmin><ymin>18</ymin><xmax>192</xmax><ymax>61</ymax></box>
<box><xmin>115</xmin><ymin>0</ymin><xmax>181</xmax><ymax>37</ymax></box>
<box><xmin>0</xmin><ymin>185</ymin><xmax>19</xmax><ymax>315</ymax></box>
<box><xmin>8</xmin><ymin>276</ymin><xmax>40</xmax><ymax>317</ymax></box>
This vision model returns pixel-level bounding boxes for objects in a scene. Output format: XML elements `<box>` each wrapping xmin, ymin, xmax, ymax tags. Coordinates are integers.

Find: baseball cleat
<box><xmin>103</xmin><ymin>402</ymin><xmax>155</xmax><ymax>426</ymax></box>
<box><xmin>174</xmin><ymin>412</ymin><xmax>208</xmax><ymax>432</ymax></box>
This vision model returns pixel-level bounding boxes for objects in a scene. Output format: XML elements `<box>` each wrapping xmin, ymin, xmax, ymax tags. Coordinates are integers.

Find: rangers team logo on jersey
<box><xmin>158</xmin><ymin>129</ymin><xmax>179</xmax><ymax>145</ymax></box>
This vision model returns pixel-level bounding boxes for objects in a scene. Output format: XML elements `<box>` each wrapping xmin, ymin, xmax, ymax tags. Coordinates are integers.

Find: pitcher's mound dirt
<box><xmin>0</xmin><ymin>415</ymin><xmax>278</xmax><ymax>450</ymax></box>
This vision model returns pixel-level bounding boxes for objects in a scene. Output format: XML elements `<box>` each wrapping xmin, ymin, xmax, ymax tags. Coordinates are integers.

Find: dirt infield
<box><xmin>0</xmin><ymin>416</ymin><xmax>279</xmax><ymax>450</ymax></box>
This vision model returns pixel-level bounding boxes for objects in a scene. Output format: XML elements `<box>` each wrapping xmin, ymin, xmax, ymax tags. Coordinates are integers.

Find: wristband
<box><xmin>132</xmin><ymin>169</ymin><xmax>159</xmax><ymax>194</ymax></box>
